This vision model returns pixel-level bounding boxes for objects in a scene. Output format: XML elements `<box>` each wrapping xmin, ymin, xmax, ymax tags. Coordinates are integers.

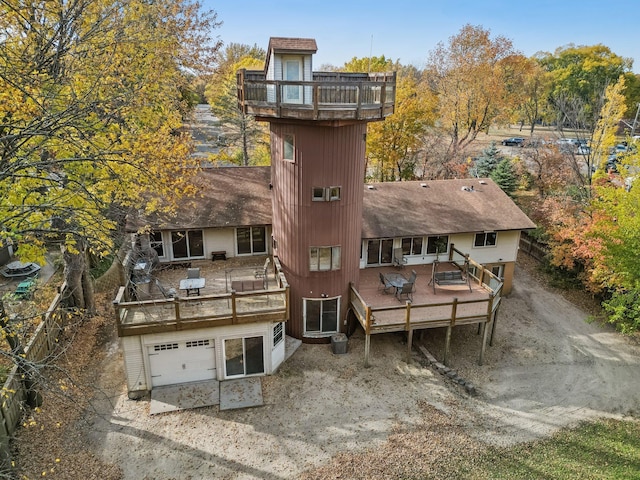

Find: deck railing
<box><xmin>349</xmin><ymin>246</ymin><xmax>504</xmax><ymax>366</ymax></box>
<box><xmin>114</xmin><ymin>256</ymin><xmax>290</xmax><ymax>337</ymax></box>
<box><xmin>237</xmin><ymin>69</ymin><xmax>396</xmax><ymax>121</ymax></box>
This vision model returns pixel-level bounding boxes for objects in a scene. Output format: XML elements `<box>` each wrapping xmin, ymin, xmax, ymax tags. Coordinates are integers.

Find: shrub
<box><xmin>602</xmin><ymin>289</ymin><xmax>640</xmax><ymax>334</ymax></box>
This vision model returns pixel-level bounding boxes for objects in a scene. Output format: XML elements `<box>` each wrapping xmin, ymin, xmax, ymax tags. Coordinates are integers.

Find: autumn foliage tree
<box><xmin>423</xmin><ymin>24</ymin><xmax>521</xmax><ymax>177</ymax></box>
<box><xmin>205</xmin><ymin>43</ymin><xmax>270</xmax><ymax>166</ymax></box>
<box><xmin>0</xmin><ymin>0</ymin><xmax>220</xmax><ymax>310</ymax></box>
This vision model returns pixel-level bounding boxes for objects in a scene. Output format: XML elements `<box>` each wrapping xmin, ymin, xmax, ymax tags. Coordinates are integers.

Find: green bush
<box><xmin>603</xmin><ymin>289</ymin><xmax>640</xmax><ymax>334</ymax></box>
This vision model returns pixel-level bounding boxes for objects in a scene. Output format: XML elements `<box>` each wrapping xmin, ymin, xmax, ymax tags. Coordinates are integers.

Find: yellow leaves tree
<box><xmin>0</xmin><ymin>0</ymin><xmax>221</xmax><ymax>310</ymax></box>
<box><xmin>205</xmin><ymin>44</ymin><xmax>269</xmax><ymax>166</ymax></box>
<box><xmin>424</xmin><ymin>24</ymin><xmax>521</xmax><ymax>177</ymax></box>
<box><xmin>366</xmin><ymin>73</ymin><xmax>436</xmax><ymax>181</ymax></box>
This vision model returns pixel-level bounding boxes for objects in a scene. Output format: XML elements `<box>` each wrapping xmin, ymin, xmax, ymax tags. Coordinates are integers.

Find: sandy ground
<box><xmin>79</xmin><ymin>261</ymin><xmax>640</xmax><ymax>479</ymax></box>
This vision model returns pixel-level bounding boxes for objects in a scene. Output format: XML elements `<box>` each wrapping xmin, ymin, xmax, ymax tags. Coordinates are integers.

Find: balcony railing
<box><xmin>237</xmin><ymin>69</ymin><xmax>396</xmax><ymax>122</ymax></box>
<box><xmin>114</xmin><ymin>257</ymin><xmax>290</xmax><ymax>337</ymax></box>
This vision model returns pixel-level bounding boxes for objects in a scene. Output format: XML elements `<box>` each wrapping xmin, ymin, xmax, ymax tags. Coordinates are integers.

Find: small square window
<box><xmin>312</xmin><ymin>187</ymin><xmax>325</xmax><ymax>201</ymax></box>
<box><xmin>329</xmin><ymin>186</ymin><xmax>341</xmax><ymax>201</ymax></box>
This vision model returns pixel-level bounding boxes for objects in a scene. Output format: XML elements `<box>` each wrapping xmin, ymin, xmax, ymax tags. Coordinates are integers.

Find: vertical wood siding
<box><xmin>271</xmin><ymin>122</ymin><xmax>367</xmax><ymax>340</ymax></box>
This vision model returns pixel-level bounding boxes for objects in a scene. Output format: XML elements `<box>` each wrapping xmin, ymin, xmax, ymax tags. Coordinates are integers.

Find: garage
<box><xmin>148</xmin><ymin>339</ymin><xmax>216</xmax><ymax>387</ymax></box>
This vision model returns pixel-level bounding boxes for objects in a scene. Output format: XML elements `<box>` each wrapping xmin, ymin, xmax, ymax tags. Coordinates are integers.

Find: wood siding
<box><xmin>271</xmin><ymin>122</ymin><xmax>367</xmax><ymax>340</ymax></box>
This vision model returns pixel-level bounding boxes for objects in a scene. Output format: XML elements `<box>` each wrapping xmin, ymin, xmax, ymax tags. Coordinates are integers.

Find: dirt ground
<box><xmin>13</xmin><ymin>255</ymin><xmax>640</xmax><ymax>479</ymax></box>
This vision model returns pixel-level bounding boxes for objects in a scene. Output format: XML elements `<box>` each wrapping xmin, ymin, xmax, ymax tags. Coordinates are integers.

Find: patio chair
<box><xmin>407</xmin><ymin>270</ymin><xmax>417</xmax><ymax>291</ymax></box>
<box><xmin>155</xmin><ymin>279</ymin><xmax>176</xmax><ymax>298</ymax></box>
<box><xmin>187</xmin><ymin>267</ymin><xmax>201</xmax><ymax>279</ymax></box>
<box><xmin>378</xmin><ymin>272</ymin><xmax>394</xmax><ymax>294</ymax></box>
<box><xmin>396</xmin><ymin>281</ymin><xmax>413</xmax><ymax>302</ymax></box>
<box><xmin>392</xmin><ymin>248</ymin><xmax>407</xmax><ymax>269</ymax></box>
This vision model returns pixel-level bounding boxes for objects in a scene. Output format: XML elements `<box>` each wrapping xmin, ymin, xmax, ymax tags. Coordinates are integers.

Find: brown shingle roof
<box><xmin>267</xmin><ymin>37</ymin><xmax>317</xmax><ymax>54</ymax></box>
<box><xmin>127</xmin><ymin>167</ymin><xmax>272</xmax><ymax>231</ymax></box>
<box><xmin>361</xmin><ymin>178</ymin><xmax>536</xmax><ymax>239</ymax></box>
<box><xmin>129</xmin><ymin>169</ymin><xmax>535</xmax><ymax>238</ymax></box>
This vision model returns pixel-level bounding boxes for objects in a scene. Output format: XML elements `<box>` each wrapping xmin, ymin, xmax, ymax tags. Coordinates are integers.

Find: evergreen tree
<box><xmin>490</xmin><ymin>158</ymin><xmax>518</xmax><ymax>196</ymax></box>
<box><xmin>474</xmin><ymin>142</ymin><xmax>504</xmax><ymax>177</ymax></box>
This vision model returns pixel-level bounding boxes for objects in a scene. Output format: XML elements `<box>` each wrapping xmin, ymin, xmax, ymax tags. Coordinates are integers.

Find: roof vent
<box><xmin>366</xmin><ymin>185</ymin><xmax>375</xmax><ymax>190</ymax></box>
<box><xmin>479</xmin><ymin>180</ymin><xmax>487</xmax><ymax>185</ymax></box>
<box><xmin>461</xmin><ymin>185</ymin><xmax>475</xmax><ymax>192</ymax></box>
<box><xmin>420</xmin><ymin>183</ymin><xmax>428</xmax><ymax>188</ymax></box>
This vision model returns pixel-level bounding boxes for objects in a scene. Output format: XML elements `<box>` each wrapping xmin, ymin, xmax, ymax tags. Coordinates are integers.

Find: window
<box><xmin>304</xmin><ymin>297</ymin><xmax>339</xmax><ymax>336</ymax></box>
<box><xmin>186</xmin><ymin>339</ymin><xmax>210</xmax><ymax>348</ymax></box>
<box><xmin>153</xmin><ymin>343</ymin><xmax>178</xmax><ymax>351</ymax></box>
<box><xmin>312</xmin><ymin>186</ymin><xmax>341</xmax><ymax>202</ymax></box>
<box><xmin>150</xmin><ymin>231</ymin><xmax>164</xmax><ymax>258</ymax></box>
<box><xmin>224</xmin><ymin>336</ymin><xmax>265</xmax><ymax>377</ymax></box>
<box><xmin>367</xmin><ymin>239</ymin><xmax>393</xmax><ymax>265</ymax></box>
<box><xmin>312</xmin><ymin>187</ymin><xmax>325</xmax><ymax>201</ymax></box>
<box><xmin>236</xmin><ymin>226</ymin><xmax>267</xmax><ymax>255</ymax></box>
<box><xmin>283</xmin><ymin>134</ymin><xmax>294</xmax><ymax>161</ymax></box>
<box><xmin>426</xmin><ymin>236</ymin><xmax>449</xmax><ymax>255</ymax></box>
<box><xmin>309</xmin><ymin>246</ymin><xmax>341</xmax><ymax>271</ymax></box>
<box><xmin>491</xmin><ymin>265</ymin><xmax>504</xmax><ymax>279</ymax></box>
<box><xmin>273</xmin><ymin>322</ymin><xmax>284</xmax><ymax>347</ymax></box>
<box><xmin>171</xmin><ymin>230</ymin><xmax>204</xmax><ymax>259</ymax></box>
<box><xmin>402</xmin><ymin>237</ymin><xmax>423</xmax><ymax>256</ymax></box>
<box><xmin>474</xmin><ymin>232</ymin><xmax>497</xmax><ymax>247</ymax></box>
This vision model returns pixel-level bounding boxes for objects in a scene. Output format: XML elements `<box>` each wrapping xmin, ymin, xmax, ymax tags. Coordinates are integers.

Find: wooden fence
<box><xmin>519</xmin><ymin>231</ymin><xmax>549</xmax><ymax>262</ymax></box>
<box><xmin>0</xmin><ymin>282</ymin><xmax>69</xmax><ymax>465</ymax></box>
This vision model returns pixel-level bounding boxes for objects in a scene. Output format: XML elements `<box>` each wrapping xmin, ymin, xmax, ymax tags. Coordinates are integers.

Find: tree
<box><xmin>490</xmin><ymin>158</ymin><xmax>518</xmax><ymax>197</ymax></box>
<box><xmin>423</xmin><ymin>24</ymin><xmax>521</xmax><ymax>176</ymax></box>
<box><xmin>473</xmin><ymin>142</ymin><xmax>504</xmax><ymax>177</ymax></box>
<box><xmin>205</xmin><ymin>44</ymin><xmax>269</xmax><ymax>166</ymax></box>
<box><xmin>539</xmin><ymin>44</ymin><xmax>631</xmax><ymax>127</ymax></box>
<box><xmin>514</xmin><ymin>57</ymin><xmax>551</xmax><ymax>134</ymax></box>
<box><xmin>0</xmin><ymin>0</ymin><xmax>221</xmax><ymax>310</ymax></box>
<box><xmin>365</xmin><ymin>69</ymin><xmax>436</xmax><ymax>181</ymax></box>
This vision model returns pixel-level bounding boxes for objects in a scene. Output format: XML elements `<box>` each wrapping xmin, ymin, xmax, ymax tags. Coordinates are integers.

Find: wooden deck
<box><xmin>237</xmin><ymin>69</ymin><xmax>396</xmax><ymax>123</ymax></box>
<box><xmin>114</xmin><ymin>256</ymin><xmax>290</xmax><ymax>337</ymax></box>
<box><xmin>349</xmin><ymin>257</ymin><xmax>503</xmax><ymax>367</ymax></box>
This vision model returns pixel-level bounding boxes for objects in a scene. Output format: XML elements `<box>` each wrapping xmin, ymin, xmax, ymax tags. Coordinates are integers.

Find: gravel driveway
<box><xmin>83</xmin><ymin>262</ymin><xmax>640</xmax><ymax>479</ymax></box>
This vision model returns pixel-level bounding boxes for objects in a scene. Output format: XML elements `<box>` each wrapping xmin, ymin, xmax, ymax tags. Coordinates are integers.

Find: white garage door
<box><xmin>148</xmin><ymin>339</ymin><xmax>216</xmax><ymax>387</ymax></box>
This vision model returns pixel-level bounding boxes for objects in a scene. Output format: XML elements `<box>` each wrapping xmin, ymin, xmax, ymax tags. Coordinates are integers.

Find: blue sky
<box><xmin>205</xmin><ymin>0</ymin><xmax>640</xmax><ymax>72</ymax></box>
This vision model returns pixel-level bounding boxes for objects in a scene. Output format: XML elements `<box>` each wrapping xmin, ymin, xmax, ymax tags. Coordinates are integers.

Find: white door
<box><xmin>282</xmin><ymin>57</ymin><xmax>302</xmax><ymax>104</ymax></box>
<box><xmin>148</xmin><ymin>339</ymin><xmax>216</xmax><ymax>387</ymax></box>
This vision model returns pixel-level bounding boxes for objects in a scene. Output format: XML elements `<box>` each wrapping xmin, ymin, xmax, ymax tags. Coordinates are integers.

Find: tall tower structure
<box><xmin>238</xmin><ymin>37</ymin><xmax>395</xmax><ymax>341</ymax></box>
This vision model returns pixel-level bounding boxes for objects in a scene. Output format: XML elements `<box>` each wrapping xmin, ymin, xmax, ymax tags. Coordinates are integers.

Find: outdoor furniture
<box><xmin>255</xmin><ymin>257</ymin><xmax>271</xmax><ymax>279</ymax></box>
<box><xmin>383</xmin><ymin>272</ymin><xmax>408</xmax><ymax>295</ymax></box>
<box><xmin>1</xmin><ymin>261</ymin><xmax>41</xmax><ymax>278</ymax></box>
<box><xmin>407</xmin><ymin>269</ymin><xmax>417</xmax><ymax>291</ymax></box>
<box><xmin>187</xmin><ymin>267</ymin><xmax>201</xmax><ymax>279</ymax></box>
<box><xmin>155</xmin><ymin>279</ymin><xmax>177</xmax><ymax>298</ymax></box>
<box><xmin>14</xmin><ymin>278</ymin><xmax>36</xmax><ymax>299</ymax></box>
<box><xmin>211</xmin><ymin>250</ymin><xmax>227</xmax><ymax>261</ymax></box>
<box><xmin>396</xmin><ymin>281</ymin><xmax>414</xmax><ymax>302</ymax></box>
<box><xmin>179</xmin><ymin>277</ymin><xmax>205</xmax><ymax>296</ymax></box>
<box><xmin>392</xmin><ymin>248</ymin><xmax>407</xmax><ymax>269</ymax></box>
<box><xmin>430</xmin><ymin>270</ymin><xmax>471</xmax><ymax>293</ymax></box>
<box><xmin>379</xmin><ymin>272</ymin><xmax>394</xmax><ymax>293</ymax></box>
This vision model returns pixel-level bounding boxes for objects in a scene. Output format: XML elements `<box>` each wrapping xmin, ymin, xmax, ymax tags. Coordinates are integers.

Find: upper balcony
<box><xmin>237</xmin><ymin>69</ymin><xmax>396</xmax><ymax>123</ymax></box>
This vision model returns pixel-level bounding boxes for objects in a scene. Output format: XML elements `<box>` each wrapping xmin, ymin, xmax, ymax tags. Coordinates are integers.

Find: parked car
<box><xmin>502</xmin><ymin>137</ymin><xmax>525</xmax><ymax>147</ymax></box>
<box><xmin>577</xmin><ymin>145</ymin><xmax>591</xmax><ymax>155</ymax></box>
<box><xmin>556</xmin><ymin>138</ymin><xmax>579</xmax><ymax>152</ymax></box>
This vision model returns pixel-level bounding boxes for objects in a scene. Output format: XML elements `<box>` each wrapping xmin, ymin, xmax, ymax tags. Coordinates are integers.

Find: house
<box><xmin>114</xmin><ymin>37</ymin><xmax>535</xmax><ymax>396</ymax></box>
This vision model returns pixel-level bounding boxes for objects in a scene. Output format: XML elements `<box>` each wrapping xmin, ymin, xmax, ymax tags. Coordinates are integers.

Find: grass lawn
<box><xmin>451</xmin><ymin>419</ymin><xmax>640</xmax><ymax>479</ymax></box>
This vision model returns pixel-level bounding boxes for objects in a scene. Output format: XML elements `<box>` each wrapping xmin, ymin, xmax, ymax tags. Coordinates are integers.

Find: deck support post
<box><xmin>364</xmin><ymin>334</ymin><xmax>371</xmax><ymax>368</ymax></box>
<box><xmin>405</xmin><ymin>301</ymin><xmax>412</xmax><ymax>363</ymax></box>
<box><xmin>490</xmin><ymin>310</ymin><xmax>498</xmax><ymax>346</ymax></box>
<box><xmin>444</xmin><ymin>325</ymin><xmax>452</xmax><ymax>366</ymax></box>
<box><xmin>479</xmin><ymin>321</ymin><xmax>489</xmax><ymax>365</ymax></box>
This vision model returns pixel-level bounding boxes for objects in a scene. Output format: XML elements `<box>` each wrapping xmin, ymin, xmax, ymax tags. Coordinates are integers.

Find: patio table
<box><xmin>179</xmin><ymin>278</ymin><xmax>205</xmax><ymax>296</ymax></box>
<box><xmin>382</xmin><ymin>272</ymin><xmax>407</xmax><ymax>294</ymax></box>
